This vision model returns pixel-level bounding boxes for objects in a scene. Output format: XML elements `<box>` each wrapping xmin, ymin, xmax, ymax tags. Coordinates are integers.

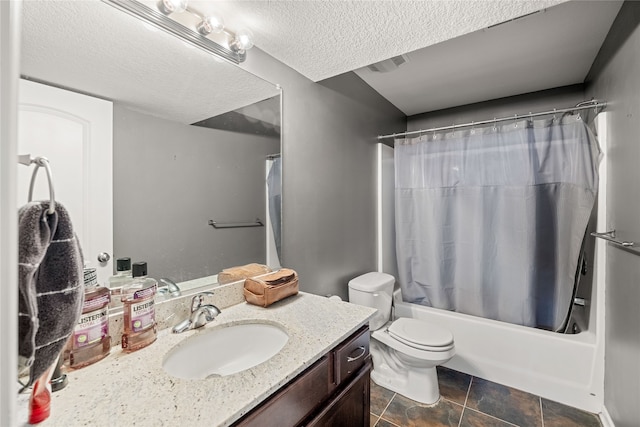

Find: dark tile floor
<box><xmin>369</xmin><ymin>366</ymin><xmax>602</xmax><ymax>427</ymax></box>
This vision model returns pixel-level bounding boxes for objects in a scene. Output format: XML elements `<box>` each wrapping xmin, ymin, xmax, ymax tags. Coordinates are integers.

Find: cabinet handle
<box><xmin>346</xmin><ymin>346</ymin><xmax>366</xmax><ymax>363</ymax></box>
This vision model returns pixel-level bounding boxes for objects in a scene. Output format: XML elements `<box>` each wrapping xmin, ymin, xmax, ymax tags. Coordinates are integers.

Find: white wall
<box><xmin>377</xmin><ymin>143</ymin><xmax>398</xmax><ymax>280</ymax></box>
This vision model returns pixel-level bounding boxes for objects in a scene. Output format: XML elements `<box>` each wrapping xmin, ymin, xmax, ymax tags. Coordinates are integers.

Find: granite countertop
<box><xmin>44</xmin><ymin>292</ymin><xmax>375</xmax><ymax>427</ymax></box>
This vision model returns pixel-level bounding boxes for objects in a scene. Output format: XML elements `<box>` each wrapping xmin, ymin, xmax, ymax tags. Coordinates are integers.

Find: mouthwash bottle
<box><xmin>64</xmin><ymin>268</ymin><xmax>111</xmax><ymax>369</ymax></box>
<box><xmin>121</xmin><ymin>262</ymin><xmax>157</xmax><ymax>352</ymax></box>
<box><xmin>107</xmin><ymin>257</ymin><xmax>133</xmax><ymax>297</ymax></box>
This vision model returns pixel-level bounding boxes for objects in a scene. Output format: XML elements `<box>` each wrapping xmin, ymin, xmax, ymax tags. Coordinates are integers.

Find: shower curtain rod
<box><xmin>377</xmin><ymin>100</ymin><xmax>606</xmax><ymax>140</ymax></box>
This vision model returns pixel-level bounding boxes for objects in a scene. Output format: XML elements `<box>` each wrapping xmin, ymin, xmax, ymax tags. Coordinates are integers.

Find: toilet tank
<box><xmin>348</xmin><ymin>272</ymin><xmax>395</xmax><ymax>330</ymax></box>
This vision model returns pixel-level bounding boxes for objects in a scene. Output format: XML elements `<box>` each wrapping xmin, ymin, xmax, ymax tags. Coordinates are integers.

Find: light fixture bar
<box><xmin>102</xmin><ymin>0</ymin><xmax>246</xmax><ymax>64</ymax></box>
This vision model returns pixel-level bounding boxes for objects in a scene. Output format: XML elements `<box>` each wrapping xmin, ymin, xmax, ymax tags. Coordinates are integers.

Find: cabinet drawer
<box><xmin>334</xmin><ymin>326</ymin><xmax>369</xmax><ymax>385</ymax></box>
<box><xmin>233</xmin><ymin>356</ymin><xmax>331</xmax><ymax>427</ymax></box>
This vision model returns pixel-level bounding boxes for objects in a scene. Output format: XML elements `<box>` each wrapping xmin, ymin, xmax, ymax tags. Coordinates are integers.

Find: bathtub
<box><xmin>393</xmin><ymin>289</ymin><xmax>603</xmax><ymax>413</ymax></box>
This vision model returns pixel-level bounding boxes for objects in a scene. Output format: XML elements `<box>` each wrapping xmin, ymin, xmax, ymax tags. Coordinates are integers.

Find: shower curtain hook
<box><xmin>470</xmin><ymin>121</ymin><xmax>475</xmax><ymax>134</ymax></box>
<box><xmin>493</xmin><ymin>118</ymin><xmax>497</xmax><ymax>132</ymax></box>
<box><xmin>553</xmin><ymin>108</ymin><xmax>557</xmax><ymax>123</ymax></box>
<box><xmin>432</xmin><ymin>130</ymin><xmax>436</xmax><ymax>141</ymax></box>
<box><xmin>513</xmin><ymin>114</ymin><xmax>518</xmax><ymax>128</ymax></box>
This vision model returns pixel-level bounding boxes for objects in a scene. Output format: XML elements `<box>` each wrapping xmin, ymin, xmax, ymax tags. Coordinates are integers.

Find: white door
<box><xmin>18</xmin><ymin>79</ymin><xmax>113</xmax><ymax>284</ymax></box>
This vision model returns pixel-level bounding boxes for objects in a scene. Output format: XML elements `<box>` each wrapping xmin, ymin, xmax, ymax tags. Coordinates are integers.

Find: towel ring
<box><xmin>28</xmin><ymin>157</ymin><xmax>56</xmax><ymax>214</ymax></box>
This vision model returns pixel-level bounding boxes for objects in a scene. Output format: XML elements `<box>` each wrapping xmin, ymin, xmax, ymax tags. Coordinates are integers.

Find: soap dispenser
<box><xmin>121</xmin><ymin>262</ymin><xmax>158</xmax><ymax>352</ymax></box>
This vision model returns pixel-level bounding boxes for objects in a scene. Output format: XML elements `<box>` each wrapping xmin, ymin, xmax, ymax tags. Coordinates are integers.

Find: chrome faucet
<box><xmin>172</xmin><ymin>292</ymin><xmax>221</xmax><ymax>333</ymax></box>
<box><xmin>158</xmin><ymin>277</ymin><xmax>182</xmax><ymax>297</ymax></box>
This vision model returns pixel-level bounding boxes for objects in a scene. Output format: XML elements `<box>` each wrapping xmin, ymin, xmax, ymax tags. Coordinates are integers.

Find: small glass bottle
<box><xmin>121</xmin><ymin>262</ymin><xmax>157</xmax><ymax>352</ymax></box>
<box><xmin>108</xmin><ymin>257</ymin><xmax>133</xmax><ymax>297</ymax></box>
<box><xmin>64</xmin><ymin>268</ymin><xmax>111</xmax><ymax>369</ymax></box>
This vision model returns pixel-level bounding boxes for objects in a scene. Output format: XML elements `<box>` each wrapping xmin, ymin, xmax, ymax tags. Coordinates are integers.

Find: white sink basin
<box><xmin>163</xmin><ymin>323</ymin><xmax>289</xmax><ymax>379</ymax></box>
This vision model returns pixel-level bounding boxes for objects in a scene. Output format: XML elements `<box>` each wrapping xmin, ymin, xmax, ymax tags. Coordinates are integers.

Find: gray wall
<box><xmin>407</xmin><ymin>84</ymin><xmax>585</xmax><ymax>131</ymax></box>
<box><xmin>113</xmin><ymin>104</ymin><xmax>280</xmax><ymax>282</ymax></box>
<box><xmin>243</xmin><ymin>51</ymin><xmax>406</xmax><ymax>299</ymax></box>
<box><xmin>585</xmin><ymin>3</ymin><xmax>640</xmax><ymax>426</ymax></box>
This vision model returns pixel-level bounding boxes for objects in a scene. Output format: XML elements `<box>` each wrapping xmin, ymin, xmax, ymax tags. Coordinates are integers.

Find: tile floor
<box><xmin>369</xmin><ymin>366</ymin><xmax>603</xmax><ymax>427</ymax></box>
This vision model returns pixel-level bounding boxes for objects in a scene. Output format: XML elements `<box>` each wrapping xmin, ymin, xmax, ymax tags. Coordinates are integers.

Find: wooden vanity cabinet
<box><xmin>233</xmin><ymin>325</ymin><xmax>371</xmax><ymax>427</ymax></box>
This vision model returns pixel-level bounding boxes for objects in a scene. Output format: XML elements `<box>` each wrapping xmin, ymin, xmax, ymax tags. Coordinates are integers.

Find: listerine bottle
<box><xmin>121</xmin><ymin>262</ymin><xmax>157</xmax><ymax>352</ymax></box>
<box><xmin>64</xmin><ymin>268</ymin><xmax>111</xmax><ymax>369</ymax></box>
<box><xmin>107</xmin><ymin>257</ymin><xmax>133</xmax><ymax>297</ymax></box>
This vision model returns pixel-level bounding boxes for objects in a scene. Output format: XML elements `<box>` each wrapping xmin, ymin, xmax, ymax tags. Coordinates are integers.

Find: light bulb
<box><xmin>197</xmin><ymin>14</ymin><xmax>225</xmax><ymax>35</ymax></box>
<box><xmin>230</xmin><ymin>28</ymin><xmax>254</xmax><ymax>52</ymax></box>
<box><xmin>158</xmin><ymin>0</ymin><xmax>188</xmax><ymax>15</ymax></box>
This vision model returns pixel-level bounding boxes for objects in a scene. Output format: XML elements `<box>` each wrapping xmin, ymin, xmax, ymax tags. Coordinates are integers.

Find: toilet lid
<box><xmin>388</xmin><ymin>318</ymin><xmax>454</xmax><ymax>349</ymax></box>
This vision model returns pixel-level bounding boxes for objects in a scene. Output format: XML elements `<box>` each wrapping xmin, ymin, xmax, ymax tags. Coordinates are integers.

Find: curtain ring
<box><xmin>432</xmin><ymin>131</ymin><xmax>436</xmax><ymax>141</ymax></box>
<box><xmin>470</xmin><ymin>121</ymin><xmax>475</xmax><ymax>134</ymax></box>
<box><xmin>513</xmin><ymin>114</ymin><xmax>518</xmax><ymax>128</ymax></box>
<box><xmin>492</xmin><ymin>118</ymin><xmax>497</xmax><ymax>132</ymax></box>
<box><xmin>553</xmin><ymin>108</ymin><xmax>557</xmax><ymax>123</ymax></box>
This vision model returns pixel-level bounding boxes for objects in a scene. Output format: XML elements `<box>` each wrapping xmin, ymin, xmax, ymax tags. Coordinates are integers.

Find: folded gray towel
<box><xmin>18</xmin><ymin>201</ymin><xmax>84</xmax><ymax>389</ymax></box>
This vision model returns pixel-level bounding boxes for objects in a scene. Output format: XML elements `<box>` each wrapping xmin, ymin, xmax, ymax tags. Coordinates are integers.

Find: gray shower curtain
<box><xmin>395</xmin><ymin>115</ymin><xmax>600</xmax><ymax>330</ymax></box>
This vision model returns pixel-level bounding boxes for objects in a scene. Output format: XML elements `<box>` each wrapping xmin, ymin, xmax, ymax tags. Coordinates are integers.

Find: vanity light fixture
<box><xmin>197</xmin><ymin>13</ymin><xmax>225</xmax><ymax>35</ymax></box>
<box><xmin>102</xmin><ymin>0</ymin><xmax>254</xmax><ymax>64</ymax></box>
<box><xmin>158</xmin><ymin>0</ymin><xmax>187</xmax><ymax>15</ymax></box>
<box><xmin>230</xmin><ymin>28</ymin><xmax>255</xmax><ymax>53</ymax></box>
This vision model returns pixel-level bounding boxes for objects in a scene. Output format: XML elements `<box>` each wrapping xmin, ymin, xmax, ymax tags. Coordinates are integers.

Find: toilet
<box><xmin>348</xmin><ymin>272</ymin><xmax>455</xmax><ymax>405</ymax></box>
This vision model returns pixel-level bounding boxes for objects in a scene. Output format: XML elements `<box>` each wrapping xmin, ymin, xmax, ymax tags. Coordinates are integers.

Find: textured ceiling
<box><xmin>354</xmin><ymin>0</ymin><xmax>623</xmax><ymax>115</ymax></box>
<box><xmin>20</xmin><ymin>1</ymin><xmax>279</xmax><ymax>124</ymax></box>
<box><xmin>192</xmin><ymin>0</ymin><xmax>567</xmax><ymax>82</ymax></box>
<box><xmin>21</xmin><ymin>0</ymin><xmax>599</xmax><ymax>124</ymax></box>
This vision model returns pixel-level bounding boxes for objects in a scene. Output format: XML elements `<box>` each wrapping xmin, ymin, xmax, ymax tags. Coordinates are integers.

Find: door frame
<box><xmin>0</xmin><ymin>0</ymin><xmax>22</xmax><ymax>424</ymax></box>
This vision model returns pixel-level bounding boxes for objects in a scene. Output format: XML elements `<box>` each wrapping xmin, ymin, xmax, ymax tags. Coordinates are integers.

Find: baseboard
<box><xmin>600</xmin><ymin>406</ymin><xmax>615</xmax><ymax>427</ymax></box>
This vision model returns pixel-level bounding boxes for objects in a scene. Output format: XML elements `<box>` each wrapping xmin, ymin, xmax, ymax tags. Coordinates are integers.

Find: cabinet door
<box><xmin>234</xmin><ymin>356</ymin><xmax>332</xmax><ymax>427</ymax></box>
<box><xmin>305</xmin><ymin>359</ymin><xmax>372</xmax><ymax>427</ymax></box>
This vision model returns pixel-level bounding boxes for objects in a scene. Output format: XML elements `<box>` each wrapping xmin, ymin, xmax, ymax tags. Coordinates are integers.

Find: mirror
<box><xmin>20</xmin><ymin>1</ymin><xmax>281</xmax><ymax>296</ymax></box>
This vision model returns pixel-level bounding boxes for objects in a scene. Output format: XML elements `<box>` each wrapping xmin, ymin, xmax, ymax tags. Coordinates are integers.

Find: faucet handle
<box><xmin>191</xmin><ymin>291</ymin><xmax>216</xmax><ymax>312</ymax></box>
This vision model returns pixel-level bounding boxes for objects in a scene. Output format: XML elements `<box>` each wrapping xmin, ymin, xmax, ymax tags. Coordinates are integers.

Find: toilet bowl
<box><xmin>348</xmin><ymin>272</ymin><xmax>455</xmax><ymax>404</ymax></box>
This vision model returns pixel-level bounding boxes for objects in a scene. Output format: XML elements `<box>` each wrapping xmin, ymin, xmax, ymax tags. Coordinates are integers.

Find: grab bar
<box><xmin>591</xmin><ymin>230</ymin><xmax>639</xmax><ymax>252</ymax></box>
<box><xmin>208</xmin><ymin>218</ymin><xmax>264</xmax><ymax>229</ymax></box>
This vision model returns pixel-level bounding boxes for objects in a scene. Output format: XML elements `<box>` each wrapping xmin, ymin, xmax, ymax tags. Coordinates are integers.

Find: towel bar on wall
<box><xmin>208</xmin><ymin>218</ymin><xmax>264</xmax><ymax>229</ymax></box>
<box><xmin>591</xmin><ymin>230</ymin><xmax>640</xmax><ymax>254</ymax></box>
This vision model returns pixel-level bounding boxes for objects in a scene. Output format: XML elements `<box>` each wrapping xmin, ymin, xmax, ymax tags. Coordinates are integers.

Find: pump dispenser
<box><xmin>121</xmin><ymin>262</ymin><xmax>157</xmax><ymax>352</ymax></box>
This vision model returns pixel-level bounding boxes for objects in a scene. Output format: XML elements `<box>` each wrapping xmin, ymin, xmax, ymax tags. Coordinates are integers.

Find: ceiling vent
<box><xmin>367</xmin><ymin>54</ymin><xmax>408</xmax><ymax>73</ymax></box>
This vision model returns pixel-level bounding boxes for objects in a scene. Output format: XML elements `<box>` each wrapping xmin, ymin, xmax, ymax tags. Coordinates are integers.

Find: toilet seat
<box><xmin>388</xmin><ymin>318</ymin><xmax>454</xmax><ymax>352</ymax></box>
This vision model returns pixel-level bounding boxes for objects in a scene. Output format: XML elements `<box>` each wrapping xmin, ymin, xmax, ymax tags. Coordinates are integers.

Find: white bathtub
<box><xmin>393</xmin><ymin>289</ymin><xmax>603</xmax><ymax>413</ymax></box>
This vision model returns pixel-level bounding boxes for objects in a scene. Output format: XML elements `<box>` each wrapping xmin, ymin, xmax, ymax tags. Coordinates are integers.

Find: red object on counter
<box><xmin>28</xmin><ymin>379</ymin><xmax>51</xmax><ymax>424</ymax></box>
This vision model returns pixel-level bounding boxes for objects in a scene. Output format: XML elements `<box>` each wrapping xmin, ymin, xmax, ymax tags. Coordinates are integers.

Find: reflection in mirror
<box><xmin>20</xmin><ymin>0</ymin><xmax>281</xmax><ymax>298</ymax></box>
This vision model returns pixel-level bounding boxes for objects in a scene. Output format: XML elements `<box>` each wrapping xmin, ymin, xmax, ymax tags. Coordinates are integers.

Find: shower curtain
<box><xmin>395</xmin><ymin>115</ymin><xmax>601</xmax><ymax>330</ymax></box>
